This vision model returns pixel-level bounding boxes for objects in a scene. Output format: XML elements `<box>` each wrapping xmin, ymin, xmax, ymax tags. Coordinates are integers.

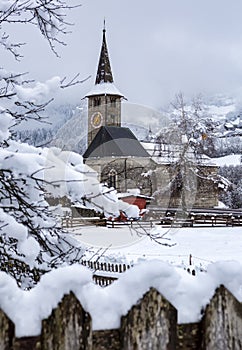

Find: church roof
<box><xmin>83</xmin><ymin>126</ymin><xmax>150</xmax><ymax>158</ymax></box>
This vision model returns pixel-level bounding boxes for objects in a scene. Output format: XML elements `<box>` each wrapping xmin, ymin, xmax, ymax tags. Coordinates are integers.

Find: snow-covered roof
<box><xmin>141</xmin><ymin>141</ymin><xmax>217</xmax><ymax>166</ymax></box>
<box><xmin>211</xmin><ymin>154</ymin><xmax>241</xmax><ymax>167</ymax></box>
<box><xmin>118</xmin><ymin>192</ymin><xmax>153</xmax><ymax>200</ymax></box>
<box><xmin>85</xmin><ymin>82</ymin><xmax>125</xmax><ymax>98</ymax></box>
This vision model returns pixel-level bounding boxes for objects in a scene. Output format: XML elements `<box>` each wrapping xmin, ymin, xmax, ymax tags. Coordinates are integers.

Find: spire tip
<box><xmin>103</xmin><ymin>18</ymin><xmax>106</xmax><ymax>32</ymax></box>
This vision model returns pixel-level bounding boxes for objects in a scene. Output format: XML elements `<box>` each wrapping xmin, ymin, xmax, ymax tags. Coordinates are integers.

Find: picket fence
<box><xmin>1</xmin><ymin>285</ymin><xmax>242</xmax><ymax>349</ymax></box>
<box><xmin>80</xmin><ymin>260</ymin><xmax>133</xmax><ymax>287</ymax></box>
<box><xmin>80</xmin><ymin>260</ymin><xmax>132</xmax><ymax>274</ymax></box>
<box><xmin>80</xmin><ymin>256</ymin><xmax>199</xmax><ymax>288</ymax></box>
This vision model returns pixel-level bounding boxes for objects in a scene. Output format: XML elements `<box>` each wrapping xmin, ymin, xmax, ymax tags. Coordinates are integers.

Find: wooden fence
<box><xmin>105</xmin><ymin>214</ymin><xmax>242</xmax><ymax>229</ymax></box>
<box><xmin>1</xmin><ymin>285</ymin><xmax>242</xmax><ymax>349</ymax></box>
<box><xmin>80</xmin><ymin>260</ymin><xmax>133</xmax><ymax>287</ymax></box>
<box><xmin>148</xmin><ymin>206</ymin><xmax>242</xmax><ymax>227</ymax></box>
<box><xmin>106</xmin><ymin>219</ymin><xmax>156</xmax><ymax>229</ymax></box>
<box><xmin>160</xmin><ymin>213</ymin><xmax>242</xmax><ymax>227</ymax></box>
<box><xmin>81</xmin><ymin>256</ymin><xmax>199</xmax><ymax>287</ymax></box>
<box><xmin>62</xmin><ymin>213</ymin><xmax>242</xmax><ymax>230</ymax></box>
<box><xmin>81</xmin><ymin>260</ymin><xmax>132</xmax><ymax>273</ymax></box>
<box><xmin>61</xmin><ymin>216</ymin><xmax>106</xmax><ymax>228</ymax></box>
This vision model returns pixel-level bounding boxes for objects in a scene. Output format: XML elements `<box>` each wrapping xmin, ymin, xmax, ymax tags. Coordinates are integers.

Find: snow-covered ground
<box><xmin>71</xmin><ymin>225</ymin><xmax>242</xmax><ymax>270</ymax></box>
<box><xmin>212</xmin><ymin>154</ymin><xmax>241</xmax><ymax>166</ymax></box>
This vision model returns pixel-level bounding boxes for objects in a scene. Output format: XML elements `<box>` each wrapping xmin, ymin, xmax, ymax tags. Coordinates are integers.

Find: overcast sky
<box><xmin>4</xmin><ymin>0</ymin><xmax>242</xmax><ymax>110</ymax></box>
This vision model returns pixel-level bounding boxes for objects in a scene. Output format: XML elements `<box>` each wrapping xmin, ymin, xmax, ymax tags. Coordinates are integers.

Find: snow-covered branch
<box><xmin>0</xmin><ymin>0</ymin><xmax>80</xmax><ymax>55</ymax></box>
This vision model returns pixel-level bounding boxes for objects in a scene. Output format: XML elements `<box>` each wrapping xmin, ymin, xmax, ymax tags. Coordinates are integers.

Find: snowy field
<box><xmin>71</xmin><ymin>225</ymin><xmax>242</xmax><ymax>270</ymax></box>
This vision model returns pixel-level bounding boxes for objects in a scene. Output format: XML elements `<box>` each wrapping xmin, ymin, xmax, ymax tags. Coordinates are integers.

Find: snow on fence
<box><xmin>1</xmin><ymin>285</ymin><xmax>242</xmax><ymax>349</ymax></box>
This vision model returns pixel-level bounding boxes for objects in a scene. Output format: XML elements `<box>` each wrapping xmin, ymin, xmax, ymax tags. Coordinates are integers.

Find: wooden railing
<box><xmin>160</xmin><ymin>212</ymin><xmax>242</xmax><ymax>227</ymax></box>
<box><xmin>61</xmin><ymin>208</ymin><xmax>242</xmax><ymax>230</ymax></box>
<box><xmin>106</xmin><ymin>219</ymin><xmax>156</xmax><ymax>229</ymax></box>
<box><xmin>61</xmin><ymin>216</ymin><xmax>106</xmax><ymax>228</ymax></box>
<box><xmin>92</xmin><ymin>274</ymin><xmax>117</xmax><ymax>287</ymax></box>
<box><xmin>80</xmin><ymin>260</ymin><xmax>133</xmax><ymax>287</ymax></box>
<box><xmin>81</xmin><ymin>260</ymin><xmax>132</xmax><ymax>273</ymax></box>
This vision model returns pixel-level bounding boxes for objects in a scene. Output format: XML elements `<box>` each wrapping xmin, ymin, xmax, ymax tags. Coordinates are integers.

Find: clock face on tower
<box><xmin>91</xmin><ymin>112</ymin><xmax>103</xmax><ymax>128</ymax></box>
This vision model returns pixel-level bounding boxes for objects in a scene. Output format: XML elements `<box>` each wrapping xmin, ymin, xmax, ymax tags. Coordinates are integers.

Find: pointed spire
<box><xmin>95</xmin><ymin>22</ymin><xmax>114</xmax><ymax>85</ymax></box>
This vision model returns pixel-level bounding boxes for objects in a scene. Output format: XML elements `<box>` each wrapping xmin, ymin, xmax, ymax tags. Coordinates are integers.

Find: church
<box><xmin>83</xmin><ymin>25</ymin><xmax>220</xmax><ymax>210</ymax></box>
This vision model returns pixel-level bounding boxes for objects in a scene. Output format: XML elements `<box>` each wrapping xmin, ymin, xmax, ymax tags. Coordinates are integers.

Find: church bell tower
<box><xmin>86</xmin><ymin>23</ymin><xmax>124</xmax><ymax>146</ymax></box>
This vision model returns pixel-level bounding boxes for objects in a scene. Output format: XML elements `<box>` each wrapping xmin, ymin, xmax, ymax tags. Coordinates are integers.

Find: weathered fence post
<box><xmin>201</xmin><ymin>285</ymin><xmax>242</xmax><ymax>350</ymax></box>
<box><xmin>0</xmin><ymin>309</ymin><xmax>15</xmax><ymax>350</ymax></box>
<box><xmin>41</xmin><ymin>292</ymin><xmax>92</xmax><ymax>350</ymax></box>
<box><xmin>121</xmin><ymin>287</ymin><xmax>177</xmax><ymax>350</ymax></box>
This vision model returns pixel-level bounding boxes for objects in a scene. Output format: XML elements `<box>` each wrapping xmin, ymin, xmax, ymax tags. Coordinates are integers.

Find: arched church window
<box><xmin>108</xmin><ymin>169</ymin><xmax>117</xmax><ymax>189</ymax></box>
<box><xmin>94</xmin><ymin>97</ymin><xmax>101</xmax><ymax>107</ymax></box>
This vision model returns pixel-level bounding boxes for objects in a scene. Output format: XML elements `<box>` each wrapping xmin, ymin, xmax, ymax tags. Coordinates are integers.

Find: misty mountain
<box><xmin>15</xmin><ymin>94</ymin><xmax>242</xmax><ymax>156</ymax></box>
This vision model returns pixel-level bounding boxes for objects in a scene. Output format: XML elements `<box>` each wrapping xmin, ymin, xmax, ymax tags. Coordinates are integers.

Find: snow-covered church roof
<box><xmin>85</xmin><ymin>82</ymin><xmax>124</xmax><ymax>98</ymax></box>
<box><xmin>141</xmin><ymin>141</ymin><xmax>217</xmax><ymax>166</ymax></box>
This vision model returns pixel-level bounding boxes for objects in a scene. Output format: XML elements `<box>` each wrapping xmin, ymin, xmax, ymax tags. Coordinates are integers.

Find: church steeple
<box><xmin>95</xmin><ymin>22</ymin><xmax>114</xmax><ymax>85</ymax></box>
<box><xmin>86</xmin><ymin>24</ymin><xmax>124</xmax><ymax>146</ymax></box>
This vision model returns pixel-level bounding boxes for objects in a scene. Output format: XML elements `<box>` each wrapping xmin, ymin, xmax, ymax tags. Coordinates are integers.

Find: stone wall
<box><xmin>1</xmin><ymin>285</ymin><xmax>242</xmax><ymax>349</ymax></box>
